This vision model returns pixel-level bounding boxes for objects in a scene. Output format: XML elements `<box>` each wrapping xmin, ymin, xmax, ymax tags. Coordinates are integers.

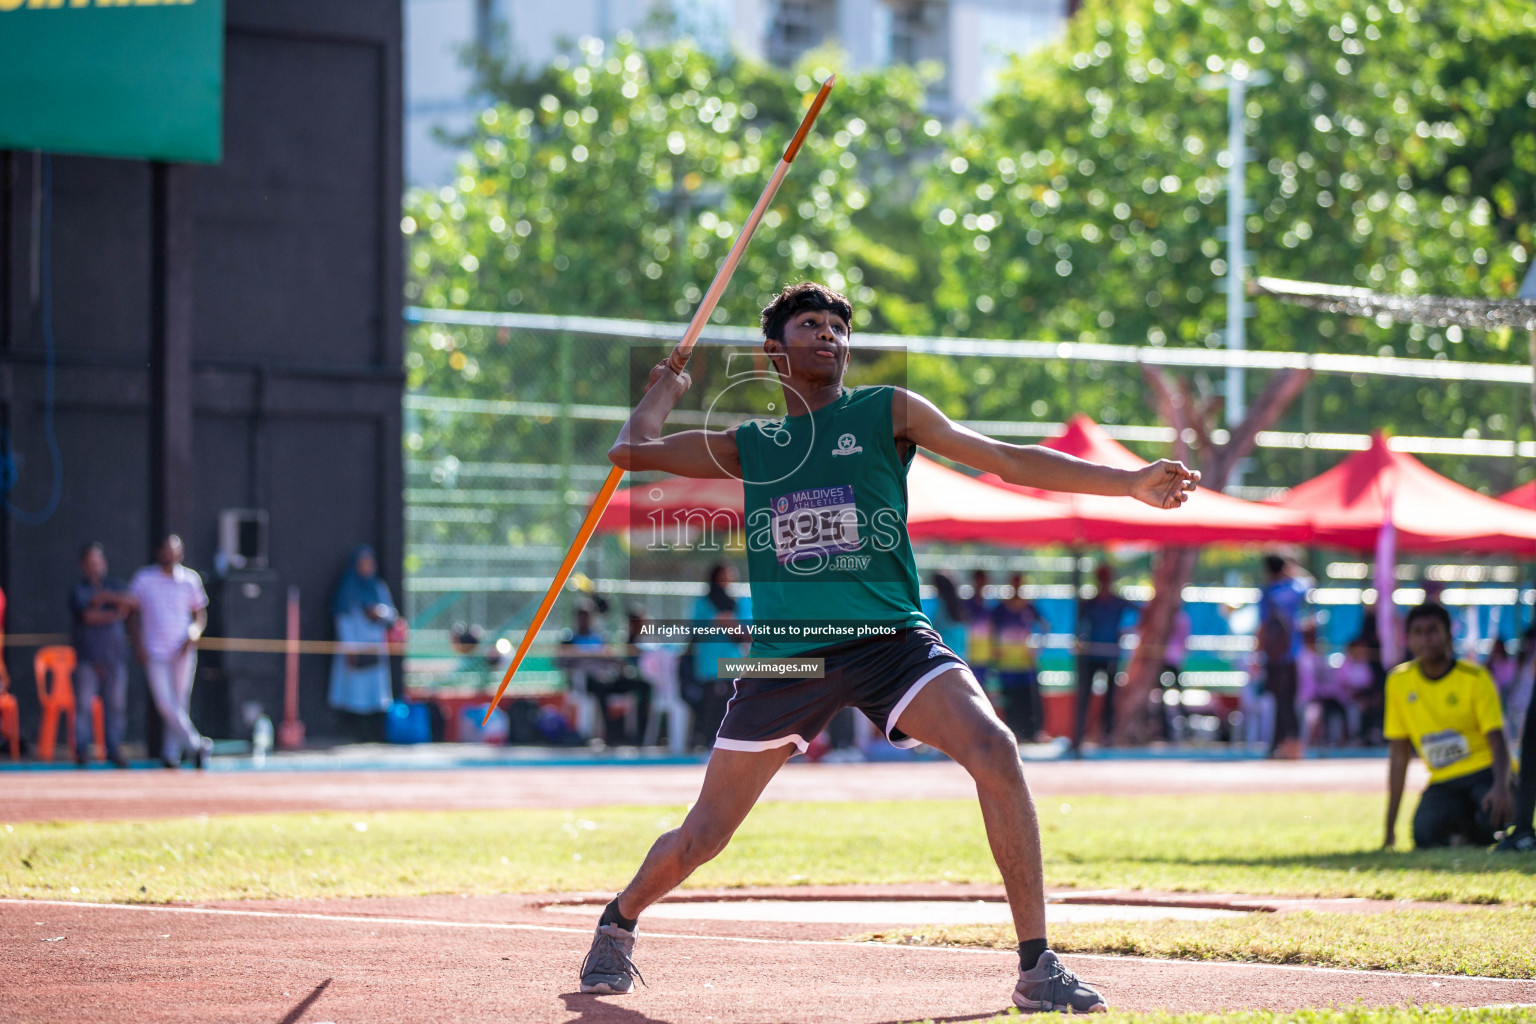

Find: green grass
<box><xmin>859</xmin><ymin>906</ymin><xmax>1536</xmax><ymax>979</ymax></box>
<box><xmin>2</xmin><ymin>793</ymin><xmax>1535</xmax><ymax>905</ymax></box>
<box><xmin>906</xmin><ymin>1012</ymin><xmax>1535</xmax><ymax>1024</ymax></box>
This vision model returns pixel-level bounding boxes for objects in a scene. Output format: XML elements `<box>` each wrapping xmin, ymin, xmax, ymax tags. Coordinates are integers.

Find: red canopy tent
<box><xmin>1500</xmin><ymin>481</ymin><xmax>1536</xmax><ymax>510</ymax></box>
<box><xmin>595</xmin><ymin>453</ymin><xmax>1080</xmax><ymax>545</ymax></box>
<box><xmin>978</xmin><ymin>414</ymin><xmax>1312</xmax><ymax>545</ymax></box>
<box><xmin>1271</xmin><ymin>432</ymin><xmax>1536</xmax><ymax>554</ymax></box>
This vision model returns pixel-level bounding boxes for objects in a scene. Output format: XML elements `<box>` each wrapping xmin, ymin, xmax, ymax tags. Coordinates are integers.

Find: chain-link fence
<box><xmin>402</xmin><ymin>309</ymin><xmax>1536</xmax><ymax>698</ymax></box>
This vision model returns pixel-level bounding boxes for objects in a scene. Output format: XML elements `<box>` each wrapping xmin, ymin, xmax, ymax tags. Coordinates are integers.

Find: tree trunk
<box><xmin>1113</xmin><ymin>367</ymin><xmax>1312</xmax><ymax>744</ymax></box>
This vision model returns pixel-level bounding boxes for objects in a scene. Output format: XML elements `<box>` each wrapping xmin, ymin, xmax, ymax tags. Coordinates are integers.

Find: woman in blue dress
<box><xmin>328</xmin><ymin>545</ymin><xmax>398</xmax><ymax>741</ymax></box>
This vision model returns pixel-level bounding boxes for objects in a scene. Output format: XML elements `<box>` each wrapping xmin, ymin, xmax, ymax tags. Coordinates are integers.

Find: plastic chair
<box><xmin>0</xmin><ymin>678</ymin><xmax>18</xmax><ymax>760</ymax></box>
<box><xmin>639</xmin><ymin>646</ymin><xmax>693</xmax><ymax>754</ymax></box>
<box><xmin>34</xmin><ymin>645</ymin><xmax>104</xmax><ymax>762</ymax></box>
<box><xmin>385</xmin><ymin>701</ymin><xmax>432</xmax><ymax>745</ymax></box>
<box><xmin>566</xmin><ymin>662</ymin><xmax>613</xmax><ymax>741</ymax></box>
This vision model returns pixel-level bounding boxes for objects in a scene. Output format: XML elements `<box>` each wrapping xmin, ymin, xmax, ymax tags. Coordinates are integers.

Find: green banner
<box><xmin>0</xmin><ymin>0</ymin><xmax>224</xmax><ymax>164</ymax></box>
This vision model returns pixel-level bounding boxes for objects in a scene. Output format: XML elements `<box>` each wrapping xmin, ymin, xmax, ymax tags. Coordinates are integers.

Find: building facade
<box><xmin>0</xmin><ymin>1</ymin><xmax>404</xmax><ymax>745</ymax></box>
<box><xmin>407</xmin><ymin>0</ymin><xmax>1067</xmax><ymax>184</ymax></box>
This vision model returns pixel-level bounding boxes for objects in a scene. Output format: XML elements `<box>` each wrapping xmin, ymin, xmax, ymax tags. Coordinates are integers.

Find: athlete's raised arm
<box><xmin>608</xmin><ymin>361</ymin><xmax>741</xmax><ymax>479</ymax></box>
<box><xmin>892</xmin><ymin>387</ymin><xmax>1199</xmax><ymax>510</ymax></box>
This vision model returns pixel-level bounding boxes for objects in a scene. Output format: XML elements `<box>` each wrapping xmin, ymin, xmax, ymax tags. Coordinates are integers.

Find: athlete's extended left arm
<box><xmin>893</xmin><ymin>388</ymin><xmax>1200</xmax><ymax>510</ymax></box>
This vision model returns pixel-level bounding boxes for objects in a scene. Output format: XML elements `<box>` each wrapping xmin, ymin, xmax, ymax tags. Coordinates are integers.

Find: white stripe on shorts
<box><xmin>884</xmin><ymin>659</ymin><xmax>966</xmax><ymax>749</ymax></box>
<box><xmin>712</xmin><ymin>734</ymin><xmax>811</xmax><ymax>754</ymax></box>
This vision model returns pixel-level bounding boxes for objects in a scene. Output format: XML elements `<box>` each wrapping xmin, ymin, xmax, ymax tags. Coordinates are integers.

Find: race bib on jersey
<box><xmin>1419</xmin><ymin>728</ymin><xmax>1472</xmax><ymax>771</ymax></box>
<box><xmin>770</xmin><ymin>485</ymin><xmax>861</xmax><ymax>565</ymax></box>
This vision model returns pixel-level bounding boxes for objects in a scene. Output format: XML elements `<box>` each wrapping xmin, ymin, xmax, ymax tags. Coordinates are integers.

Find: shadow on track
<box><xmin>558</xmin><ymin>991</ymin><xmax>673</xmax><ymax>1024</ymax></box>
<box><xmin>276</xmin><ymin>978</ymin><xmax>331</xmax><ymax>1024</ymax></box>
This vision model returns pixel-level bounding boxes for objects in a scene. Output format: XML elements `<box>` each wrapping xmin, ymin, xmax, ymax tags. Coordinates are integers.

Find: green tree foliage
<box><xmin>923</xmin><ymin>0</ymin><xmax>1535</xmax><ymax>488</ymax></box>
<box><xmin>403</xmin><ymin>38</ymin><xmax>946</xmax><ymax>554</ymax></box>
<box><xmin>406</xmin><ymin>38</ymin><xmax>944</xmax><ymax>335</ymax></box>
<box><xmin>406</xmin><ymin>6</ymin><xmax>1536</xmax><ymax>493</ymax></box>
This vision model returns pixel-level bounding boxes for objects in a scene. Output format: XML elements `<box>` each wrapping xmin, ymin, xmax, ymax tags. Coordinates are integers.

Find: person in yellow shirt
<box><xmin>1384</xmin><ymin>602</ymin><xmax>1514</xmax><ymax>849</ymax></box>
<box><xmin>991</xmin><ymin>572</ymin><xmax>1049</xmax><ymax>743</ymax></box>
<box><xmin>965</xmin><ymin>569</ymin><xmax>995</xmax><ymax>687</ymax></box>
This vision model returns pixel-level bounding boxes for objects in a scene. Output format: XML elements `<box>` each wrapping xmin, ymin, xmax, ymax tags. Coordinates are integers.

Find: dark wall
<box><xmin>0</xmin><ymin>1</ymin><xmax>403</xmax><ymax>743</ymax></box>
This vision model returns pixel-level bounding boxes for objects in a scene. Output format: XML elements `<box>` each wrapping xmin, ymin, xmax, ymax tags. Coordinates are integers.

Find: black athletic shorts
<box><xmin>714</xmin><ymin>625</ymin><xmax>966</xmax><ymax>754</ymax></box>
<box><xmin>1413</xmin><ymin>767</ymin><xmax>1498</xmax><ymax>849</ymax></box>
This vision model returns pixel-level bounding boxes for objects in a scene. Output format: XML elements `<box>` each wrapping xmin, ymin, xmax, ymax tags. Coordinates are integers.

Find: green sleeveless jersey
<box><xmin>734</xmin><ymin>385</ymin><xmax>931</xmax><ymax>657</ymax></box>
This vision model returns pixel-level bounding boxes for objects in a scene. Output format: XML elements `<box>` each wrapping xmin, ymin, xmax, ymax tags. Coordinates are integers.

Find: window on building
<box><xmin>886</xmin><ymin>0</ymin><xmax>950</xmax><ymax>106</ymax></box>
<box><xmin>767</xmin><ymin>0</ymin><xmax>838</xmax><ymax>67</ymax></box>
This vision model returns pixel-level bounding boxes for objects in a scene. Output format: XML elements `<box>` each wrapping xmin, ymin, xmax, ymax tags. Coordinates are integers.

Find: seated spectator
<box><xmin>558</xmin><ymin>597</ymin><xmax>621</xmax><ymax>742</ymax></box>
<box><xmin>557</xmin><ymin>598</ymin><xmax>612</xmax><ymax>672</ymax></box>
<box><xmin>1299</xmin><ymin>623</ymin><xmax>1362</xmax><ymax>748</ymax></box>
<box><xmin>596</xmin><ymin>605</ymin><xmax>654</xmax><ymax>746</ymax></box>
<box><xmin>1384</xmin><ymin>602</ymin><xmax>1513</xmax><ymax>849</ymax></box>
<box><xmin>1334</xmin><ymin>637</ymin><xmax>1376</xmax><ymax>729</ymax></box>
<box><xmin>449</xmin><ymin>622</ymin><xmax>489</xmax><ymax>676</ymax></box>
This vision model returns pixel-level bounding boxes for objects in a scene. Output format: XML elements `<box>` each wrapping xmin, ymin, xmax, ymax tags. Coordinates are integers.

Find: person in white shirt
<box><xmin>129</xmin><ymin>535</ymin><xmax>211</xmax><ymax>769</ymax></box>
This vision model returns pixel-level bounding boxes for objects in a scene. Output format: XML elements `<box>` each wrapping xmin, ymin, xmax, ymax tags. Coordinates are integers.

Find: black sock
<box><xmin>1019</xmin><ymin>937</ymin><xmax>1048</xmax><ymax>972</ymax></box>
<box><xmin>599</xmin><ymin>897</ymin><xmax>639</xmax><ymax>932</ymax></box>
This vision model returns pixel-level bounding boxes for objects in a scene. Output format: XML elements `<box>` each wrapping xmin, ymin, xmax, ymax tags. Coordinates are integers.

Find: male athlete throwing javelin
<box><xmin>583</xmin><ymin>282</ymin><xmax>1199</xmax><ymax>1013</ymax></box>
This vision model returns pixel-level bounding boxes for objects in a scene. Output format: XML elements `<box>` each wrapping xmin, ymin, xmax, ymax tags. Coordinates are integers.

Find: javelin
<box><xmin>482</xmin><ymin>75</ymin><xmax>837</xmax><ymax>723</ymax></box>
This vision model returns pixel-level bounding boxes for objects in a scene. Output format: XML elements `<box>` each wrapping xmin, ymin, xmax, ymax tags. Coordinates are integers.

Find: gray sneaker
<box><xmin>1013</xmin><ymin>950</ymin><xmax>1106</xmax><ymax>1014</ymax></box>
<box><xmin>579</xmin><ymin>922</ymin><xmax>644</xmax><ymax>994</ymax></box>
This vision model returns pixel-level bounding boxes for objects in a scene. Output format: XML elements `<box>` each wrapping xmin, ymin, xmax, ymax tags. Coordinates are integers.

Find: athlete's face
<box><xmin>768</xmin><ymin>308</ymin><xmax>849</xmax><ymax>383</ymax></box>
<box><xmin>1407</xmin><ymin>614</ymin><xmax>1452</xmax><ymax>667</ymax></box>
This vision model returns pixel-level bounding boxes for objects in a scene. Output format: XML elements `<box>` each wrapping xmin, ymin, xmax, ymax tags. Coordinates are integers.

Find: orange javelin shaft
<box><xmin>482</xmin><ymin>75</ymin><xmax>836</xmax><ymax>723</ymax></box>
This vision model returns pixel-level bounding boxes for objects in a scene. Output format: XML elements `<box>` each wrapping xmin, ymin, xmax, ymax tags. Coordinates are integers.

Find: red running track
<box><xmin>5</xmin><ymin>894</ymin><xmax>1533</xmax><ymax>1024</ymax></box>
<box><xmin>9</xmin><ymin>758</ymin><xmax>1488</xmax><ymax>1024</ymax></box>
<box><xmin>1</xmin><ymin>757</ymin><xmax>1423</xmax><ymax>823</ymax></box>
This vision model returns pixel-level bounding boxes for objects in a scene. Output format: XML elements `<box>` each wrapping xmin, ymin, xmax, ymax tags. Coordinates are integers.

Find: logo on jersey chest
<box><xmin>831</xmin><ymin>433</ymin><xmax>863</xmax><ymax>457</ymax></box>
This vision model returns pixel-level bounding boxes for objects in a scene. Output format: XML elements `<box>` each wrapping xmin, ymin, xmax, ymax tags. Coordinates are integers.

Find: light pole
<box><xmin>1201</xmin><ymin>67</ymin><xmax>1269</xmax><ymax>460</ymax></box>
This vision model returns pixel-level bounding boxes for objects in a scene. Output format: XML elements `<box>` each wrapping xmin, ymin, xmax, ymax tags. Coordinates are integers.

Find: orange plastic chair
<box><xmin>0</xmin><ymin>680</ymin><xmax>18</xmax><ymax>760</ymax></box>
<box><xmin>33</xmin><ymin>645</ymin><xmax>103</xmax><ymax>762</ymax></box>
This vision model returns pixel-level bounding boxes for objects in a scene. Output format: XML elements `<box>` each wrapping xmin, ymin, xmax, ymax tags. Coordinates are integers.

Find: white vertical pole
<box><xmin>1226</xmin><ymin>76</ymin><xmax>1247</xmax><ymax>430</ymax></box>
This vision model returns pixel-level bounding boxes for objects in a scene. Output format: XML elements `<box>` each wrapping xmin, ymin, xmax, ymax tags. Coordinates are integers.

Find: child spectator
<box><xmin>1300</xmin><ymin>624</ymin><xmax>1364</xmax><ymax>748</ymax></box>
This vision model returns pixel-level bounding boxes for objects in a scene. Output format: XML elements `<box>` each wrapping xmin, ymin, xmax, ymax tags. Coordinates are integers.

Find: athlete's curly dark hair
<box><xmin>759</xmin><ymin>282</ymin><xmax>854</xmax><ymax>342</ymax></box>
<box><xmin>1405</xmin><ymin>601</ymin><xmax>1452</xmax><ymax>633</ymax></box>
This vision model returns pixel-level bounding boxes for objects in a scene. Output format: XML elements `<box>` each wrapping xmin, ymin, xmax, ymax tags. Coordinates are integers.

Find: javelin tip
<box><xmin>783</xmin><ymin>74</ymin><xmax>837</xmax><ymax>164</ymax></box>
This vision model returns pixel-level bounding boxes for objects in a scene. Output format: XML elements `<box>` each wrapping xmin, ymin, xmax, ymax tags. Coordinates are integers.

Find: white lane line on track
<box><xmin>6</xmin><ymin>898</ymin><xmax>1536</xmax><ymax>988</ymax></box>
